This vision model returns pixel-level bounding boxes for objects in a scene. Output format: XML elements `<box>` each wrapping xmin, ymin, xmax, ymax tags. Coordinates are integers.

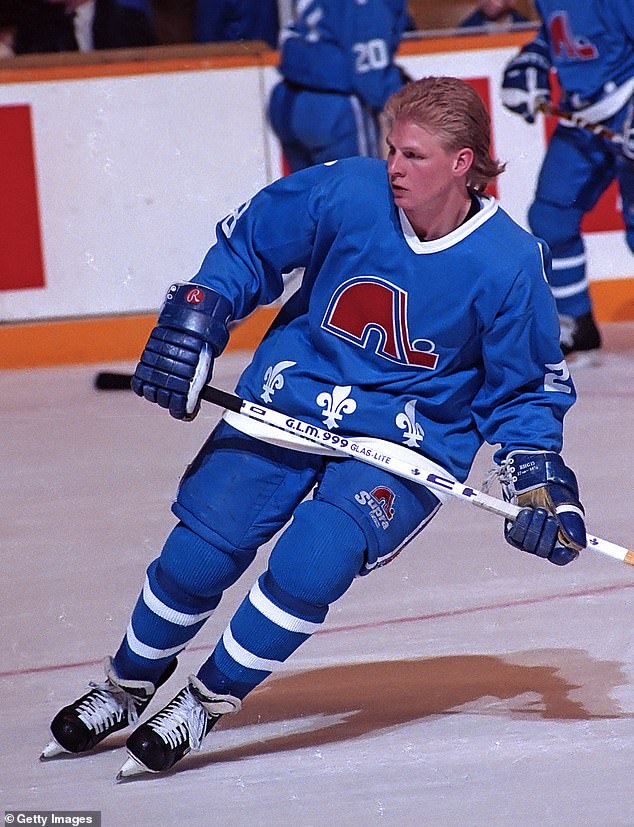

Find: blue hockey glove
<box><xmin>131</xmin><ymin>283</ymin><xmax>232</xmax><ymax>420</ymax></box>
<box><xmin>501</xmin><ymin>40</ymin><xmax>551</xmax><ymax>124</ymax></box>
<box><xmin>499</xmin><ymin>451</ymin><xmax>586</xmax><ymax>565</ymax></box>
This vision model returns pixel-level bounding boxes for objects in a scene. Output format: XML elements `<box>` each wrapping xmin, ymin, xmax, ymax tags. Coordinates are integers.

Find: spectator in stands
<box><xmin>12</xmin><ymin>0</ymin><xmax>157</xmax><ymax>55</ymax></box>
<box><xmin>460</xmin><ymin>0</ymin><xmax>528</xmax><ymax>29</ymax></box>
<box><xmin>193</xmin><ymin>0</ymin><xmax>281</xmax><ymax>50</ymax></box>
<box><xmin>0</xmin><ymin>1</ymin><xmax>19</xmax><ymax>56</ymax></box>
<box><xmin>268</xmin><ymin>0</ymin><xmax>411</xmax><ymax>173</ymax></box>
<box><xmin>0</xmin><ymin>30</ymin><xmax>15</xmax><ymax>58</ymax></box>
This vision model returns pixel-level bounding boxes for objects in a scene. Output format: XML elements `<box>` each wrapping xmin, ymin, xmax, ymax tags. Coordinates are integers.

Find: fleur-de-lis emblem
<box><xmin>261</xmin><ymin>360</ymin><xmax>296</xmax><ymax>402</ymax></box>
<box><xmin>316</xmin><ymin>385</ymin><xmax>357</xmax><ymax>429</ymax></box>
<box><xmin>395</xmin><ymin>399</ymin><xmax>424</xmax><ymax>447</ymax></box>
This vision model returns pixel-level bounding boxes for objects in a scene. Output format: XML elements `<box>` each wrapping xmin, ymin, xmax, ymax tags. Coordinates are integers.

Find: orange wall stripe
<box><xmin>0</xmin><ymin>42</ymin><xmax>277</xmax><ymax>84</ymax></box>
<box><xmin>398</xmin><ymin>30</ymin><xmax>532</xmax><ymax>56</ymax></box>
<box><xmin>0</xmin><ymin>307</ymin><xmax>278</xmax><ymax>370</ymax></box>
<box><xmin>0</xmin><ymin>31</ymin><xmax>533</xmax><ymax>85</ymax></box>
<box><xmin>1</xmin><ymin>279</ymin><xmax>632</xmax><ymax>371</ymax></box>
<box><xmin>590</xmin><ymin>278</ymin><xmax>634</xmax><ymax>324</ymax></box>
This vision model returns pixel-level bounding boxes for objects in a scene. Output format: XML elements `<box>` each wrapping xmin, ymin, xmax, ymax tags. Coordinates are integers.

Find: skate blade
<box><xmin>115</xmin><ymin>754</ymin><xmax>153</xmax><ymax>782</ymax></box>
<box><xmin>40</xmin><ymin>738</ymin><xmax>68</xmax><ymax>760</ymax></box>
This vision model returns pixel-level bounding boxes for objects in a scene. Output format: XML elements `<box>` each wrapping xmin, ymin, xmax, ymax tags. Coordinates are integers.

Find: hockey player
<box><xmin>501</xmin><ymin>0</ymin><xmax>634</xmax><ymax>362</ymax></box>
<box><xmin>42</xmin><ymin>77</ymin><xmax>587</xmax><ymax>779</ymax></box>
<box><xmin>267</xmin><ymin>0</ymin><xmax>410</xmax><ymax>172</ymax></box>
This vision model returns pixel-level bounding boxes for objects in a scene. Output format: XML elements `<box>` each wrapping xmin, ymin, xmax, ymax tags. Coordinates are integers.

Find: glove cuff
<box><xmin>159</xmin><ymin>283</ymin><xmax>232</xmax><ymax>356</ymax></box>
<box><xmin>518</xmin><ymin>39</ymin><xmax>551</xmax><ymax>71</ymax></box>
<box><xmin>499</xmin><ymin>450</ymin><xmax>580</xmax><ymax>500</ymax></box>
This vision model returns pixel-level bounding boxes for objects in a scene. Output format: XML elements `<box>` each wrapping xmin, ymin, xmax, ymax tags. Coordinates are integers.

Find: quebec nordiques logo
<box><xmin>354</xmin><ymin>486</ymin><xmax>396</xmax><ymax>530</ymax></box>
<box><xmin>322</xmin><ymin>276</ymin><xmax>439</xmax><ymax>370</ymax></box>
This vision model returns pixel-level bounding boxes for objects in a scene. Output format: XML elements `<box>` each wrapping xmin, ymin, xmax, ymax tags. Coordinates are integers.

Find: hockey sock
<box><xmin>528</xmin><ymin>201</ymin><xmax>591</xmax><ymax>318</ymax></box>
<box><xmin>197</xmin><ymin>501</ymin><xmax>365</xmax><ymax>697</ymax></box>
<box><xmin>113</xmin><ymin>523</ymin><xmax>255</xmax><ymax>683</ymax></box>
<box><xmin>196</xmin><ymin>570</ymin><xmax>328</xmax><ymax>697</ymax></box>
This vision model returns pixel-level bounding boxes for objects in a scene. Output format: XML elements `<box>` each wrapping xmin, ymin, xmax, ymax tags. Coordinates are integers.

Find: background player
<box><xmin>501</xmin><ymin>0</ymin><xmax>634</xmax><ymax>363</ymax></box>
<box><xmin>267</xmin><ymin>0</ymin><xmax>411</xmax><ymax>172</ymax></box>
<box><xmin>42</xmin><ymin>77</ymin><xmax>586</xmax><ymax>780</ymax></box>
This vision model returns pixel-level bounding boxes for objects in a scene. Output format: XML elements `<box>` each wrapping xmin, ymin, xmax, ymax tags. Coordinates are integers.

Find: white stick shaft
<box><xmin>201</xmin><ymin>386</ymin><xmax>634</xmax><ymax>566</ymax></box>
<box><xmin>537</xmin><ymin>101</ymin><xmax>623</xmax><ymax>144</ymax></box>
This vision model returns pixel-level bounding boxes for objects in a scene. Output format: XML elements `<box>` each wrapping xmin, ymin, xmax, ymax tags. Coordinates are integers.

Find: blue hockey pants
<box><xmin>113</xmin><ymin>421</ymin><xmax>441</xmax><ymax>698</ymax></box>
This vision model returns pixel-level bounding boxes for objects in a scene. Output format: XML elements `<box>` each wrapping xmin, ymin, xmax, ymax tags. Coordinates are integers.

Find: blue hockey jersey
<box><xmin>278</xmin><ymin>0</ymin><xmax>408</xmax><ymax>111</ymax></box>
<box><xmin>534</xmin><ymin>0</ymin><xmax>634</xmax><ymax>115</ymax></box>
<box><xmin>193</xmin><ymin>158</ymin><xmax>575</xmax><ymax>481</ymax></box>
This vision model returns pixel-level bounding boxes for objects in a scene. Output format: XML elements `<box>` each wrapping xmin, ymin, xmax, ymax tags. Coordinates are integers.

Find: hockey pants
<box><xmin>113</xmin><ymin>421</ymin><xmax>441</xmax><ymax>698</ymax></box>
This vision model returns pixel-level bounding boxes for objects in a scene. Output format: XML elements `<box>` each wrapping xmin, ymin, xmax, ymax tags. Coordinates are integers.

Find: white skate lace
<box><xmin>147</xmin><ymin>688</ymin><xmax>210</xmax><ymax>752</ymax></box>
<box><xmin>76</xmin><ymin>682</ymin><xmax>144</xmax><ymax>733</ymax></box>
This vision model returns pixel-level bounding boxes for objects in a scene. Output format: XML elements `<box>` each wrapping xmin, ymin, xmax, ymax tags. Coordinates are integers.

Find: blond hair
<box><xmin>384</xmin><ymin>76</ymin><xmax>505</xmax><ymax>193</ymax></box>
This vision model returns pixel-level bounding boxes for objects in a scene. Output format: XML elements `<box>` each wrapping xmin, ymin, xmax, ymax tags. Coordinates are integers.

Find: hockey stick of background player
<box><xmin>91</xmin><ymin>372</ymin><xmax>633</xmax><ymax>566</ymax></box>
<box><xmin>537</xmin><ymin>100</ymin><xmax>623</xmax><ymax>145</ymax></box>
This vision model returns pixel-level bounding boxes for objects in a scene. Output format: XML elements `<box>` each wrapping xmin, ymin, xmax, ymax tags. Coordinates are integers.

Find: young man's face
<box><xmin>386</xmin><ymin>118</ymin><xmax>467</xmax><ymax>213</ymax></box>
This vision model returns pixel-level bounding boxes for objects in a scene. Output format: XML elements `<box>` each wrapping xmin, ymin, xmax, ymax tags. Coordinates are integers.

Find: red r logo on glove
<box><xmin>185</xmin><ymin>288</ymin><xmax>204</xmax><ymax>304</ymax></box>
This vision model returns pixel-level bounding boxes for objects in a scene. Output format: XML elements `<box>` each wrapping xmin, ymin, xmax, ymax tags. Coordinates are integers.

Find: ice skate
<box><xmin>559</xmin><ymin>311</ymin><xmax>602</xmax><ymax>367</ymax></box>
<box><xmin>41</xmin><ymin>657</ymin><xmax>176</xmax><ymax>760</ymax></box>
<box><xmin>115</xmin><ymin>676</ymin><xmax>241</xmax><ymax>780</ymax></box>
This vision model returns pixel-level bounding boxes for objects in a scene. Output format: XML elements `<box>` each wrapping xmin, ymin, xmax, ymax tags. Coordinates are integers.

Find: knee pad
<box><xmin>528</xmin><ymin>199</ymin><xmax>583</xmax><ymax>253</ymax></box>
<box><xmin>159</xmin><ymin>523</ymin><xmax>256</xmax><ymax>601</ymax></box>
<box><xmin>268</xmin><ymin>500</ymin><xmax>366</xmax><ymax>606</ymax></box>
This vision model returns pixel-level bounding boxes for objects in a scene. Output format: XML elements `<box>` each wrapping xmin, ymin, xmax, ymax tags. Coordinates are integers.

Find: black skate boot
<box><xmin>115</xmin><ymin>676</ymin><xmax>241</xmax><ymax>780</ymax></box>
<box><xmin>40</xmin><ymin>657</ymin><xmax>176</xmax><ymax>760</ymax></box>
<box><xmin>559</xmin><ymin>311</ymin><xmax>602</xmax><ymax>365</ymax></box>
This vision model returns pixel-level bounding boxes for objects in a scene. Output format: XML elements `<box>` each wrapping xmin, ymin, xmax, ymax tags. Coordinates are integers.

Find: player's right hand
<box><xmin>501</xmin><ymin>48</ymin><xmax>551</xmax><ymax>124</ymax></box>
<box><xmin>131</xmin><ymin>283</ymin><xmax>232</xmax><ymax>421</ymax></box>
<box><xmin>500</xmin><ymin>451</ymin><xmax>586</xmax><ymax>566</ymax></box>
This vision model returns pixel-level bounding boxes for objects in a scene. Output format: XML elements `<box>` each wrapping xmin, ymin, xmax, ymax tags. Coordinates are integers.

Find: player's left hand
<box><xmin>131</xmin><ymin>283</ymin><xmax>232</xmax><ymax>421</ymax></box>
<box><xmin>500</xmin><ymin>451</ymin><xmax>586</xmax><ymax>565</ymax></box>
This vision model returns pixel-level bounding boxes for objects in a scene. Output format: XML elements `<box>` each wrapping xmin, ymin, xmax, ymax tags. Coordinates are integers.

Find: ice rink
<box><xmin>2</xmin><ymin>322</ymin><xmax>633</xmax><ymax>827</ymax></box>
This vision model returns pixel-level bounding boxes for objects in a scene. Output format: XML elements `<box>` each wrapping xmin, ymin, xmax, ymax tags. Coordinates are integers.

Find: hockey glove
<box><xmin>501</xmin><ymin>41</ymin><xmax>551</xmax><ymax>124</ymax></box>
<box><xmin>131</xmin><ymin>283</ymin><xmax>232</xmax><ymax>420</ymax></box>
<box><xmin>499</xmin><ymin>451</ymin><xmax>586</xmax><ymax>566</ymax></box>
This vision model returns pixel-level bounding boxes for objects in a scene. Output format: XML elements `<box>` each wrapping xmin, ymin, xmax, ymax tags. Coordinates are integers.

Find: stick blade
<box><xmin>94</xmin><ymin>371</ymin><xmax>133</xmax><ymax>391</ymax></box>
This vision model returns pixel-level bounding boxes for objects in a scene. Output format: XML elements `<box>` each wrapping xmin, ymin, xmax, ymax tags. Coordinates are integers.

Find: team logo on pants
<box><xmin>354</xmin><ymin>486</ymin><xmax>396</xmax><ymax>530</ymax></box>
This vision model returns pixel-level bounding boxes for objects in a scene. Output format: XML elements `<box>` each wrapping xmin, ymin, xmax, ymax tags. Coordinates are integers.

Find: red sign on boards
<box><xmin>0</xmin><ymin>104</ymin><xmax>46</xmax><ymax>291</ymax></box>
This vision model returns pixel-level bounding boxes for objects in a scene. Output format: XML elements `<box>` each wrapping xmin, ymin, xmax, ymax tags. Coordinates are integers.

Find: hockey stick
<box><xmin>92</xmin><ymin>372</ymin><xmax>633</xmax><ymax>566</ymax></box>
<box><xmin>537</xmin><ymin>100</ymin><xmax>623</xmax><ymax>145</ymax></box>
<box><xmin>94</xmin><ymin>371</ymin><xmax>133</xmax><ymax>390</ymax></box>
<box><xmin>198</xmin><ymin>385</ymin><xmax>634</xmax><ymax>568</ymax></box>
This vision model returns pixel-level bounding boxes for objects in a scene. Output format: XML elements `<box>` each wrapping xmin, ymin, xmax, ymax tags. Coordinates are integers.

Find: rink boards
<box><xmin>0</xmin><ymin>32</ymin><xmax>632</xmax><ymax>368</ymax></box>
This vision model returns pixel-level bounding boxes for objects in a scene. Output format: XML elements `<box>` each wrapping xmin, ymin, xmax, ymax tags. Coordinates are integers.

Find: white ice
<box><xmin>1</xmin><ymin>323</ymin><xmax>633</xmax><ymax>827</ymax></box>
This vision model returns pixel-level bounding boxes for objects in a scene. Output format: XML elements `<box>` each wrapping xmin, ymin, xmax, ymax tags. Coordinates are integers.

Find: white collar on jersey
<box><xmin>399</xmin><ymin>194</ymin><xmax>498</xmax><ymax>254</ymax></box>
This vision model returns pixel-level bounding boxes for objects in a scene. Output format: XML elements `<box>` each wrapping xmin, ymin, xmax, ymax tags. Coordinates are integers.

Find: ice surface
<box><xmin>1</xmin><ymin>324</ymin><xmax>633</xmax><ymax>827</ymax></box>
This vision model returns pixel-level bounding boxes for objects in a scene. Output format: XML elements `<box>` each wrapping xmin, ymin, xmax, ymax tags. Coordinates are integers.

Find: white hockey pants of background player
<box><xmin>111</xmin><ymin>421</ymin><xmax>442</xmax><ymax>700</ymax></box>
